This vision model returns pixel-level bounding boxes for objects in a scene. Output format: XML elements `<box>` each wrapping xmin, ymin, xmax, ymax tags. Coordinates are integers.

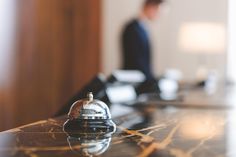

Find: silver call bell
<box><xmin>63</xmin><ymin>92</ymin><xmax>116</xmax><ymax>133</ymax></box>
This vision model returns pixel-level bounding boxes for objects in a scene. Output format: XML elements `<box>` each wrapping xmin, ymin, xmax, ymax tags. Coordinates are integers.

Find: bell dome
<box><xmin>68</xmin><ymin>92</ymin><xmax>111</xmax><ymax>120</ymax></box>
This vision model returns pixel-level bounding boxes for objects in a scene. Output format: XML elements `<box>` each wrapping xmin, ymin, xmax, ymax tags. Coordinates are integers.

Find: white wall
<box><xmin>102</xmin><ymin>0</ymin><xmax>227</xmax><ymax>81</ymax></box>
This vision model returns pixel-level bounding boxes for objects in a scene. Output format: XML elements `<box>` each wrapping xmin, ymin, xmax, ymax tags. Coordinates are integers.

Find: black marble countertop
<box><xmin>0</xmin><ymin>102</ymin><xmax>236</xmax><ymax>157</ymax></box>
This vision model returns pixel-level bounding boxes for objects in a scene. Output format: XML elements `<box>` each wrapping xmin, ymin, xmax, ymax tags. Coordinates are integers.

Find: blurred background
<box><xmin>0</xmin><ymin>0</ymin><xmax>235</xmax><ymax>131</ymax></box>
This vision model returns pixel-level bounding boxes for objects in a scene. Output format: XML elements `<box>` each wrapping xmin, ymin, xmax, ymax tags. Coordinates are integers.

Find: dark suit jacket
<box><xmin>122</xmin><ymin>19</ymin><xmax>154</xmax><ymax>80</ymax></box>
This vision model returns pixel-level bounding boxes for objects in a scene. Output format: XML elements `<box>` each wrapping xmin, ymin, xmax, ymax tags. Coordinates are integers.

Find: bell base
<box><xmin>63</xmin><ymin>119</ymin><xmax>116</xmax><ymax>134</ymax></box>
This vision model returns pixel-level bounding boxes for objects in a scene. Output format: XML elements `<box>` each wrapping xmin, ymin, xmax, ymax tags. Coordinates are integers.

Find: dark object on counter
<box><xmin>54</xmin><ymin>75</ymin><xmax>107</xmax><ymax>117</ymax></box>
<box><xmin>63</xmin><ymin>92</ymin><xmax>116</xmax><ymax>133</ymax></box>
<box><xmin>136</xmin><ymin>79</ymin><xmax>160</xmax><ymax>95</ymax></box>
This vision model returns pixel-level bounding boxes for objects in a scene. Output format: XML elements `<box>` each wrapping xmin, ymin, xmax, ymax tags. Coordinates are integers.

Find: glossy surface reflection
<box><xmin>66</xmin><ymin>132</ymin><xmax>112</xmax><ymax>156</ymax></box>
<box><xmin>0</xmin><ymin>105</ymin><xmax>235</xmax><ymax>157</ymax></box>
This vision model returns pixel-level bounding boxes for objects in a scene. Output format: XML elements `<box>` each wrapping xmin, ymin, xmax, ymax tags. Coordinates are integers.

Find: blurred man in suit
<box><xmin>121</xmin><ymin>0</ymin><xmax>163</xmax><ymax>80</ymax></box>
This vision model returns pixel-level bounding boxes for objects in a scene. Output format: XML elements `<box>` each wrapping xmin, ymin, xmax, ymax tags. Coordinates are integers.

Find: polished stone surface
<box><xmin>1</xmin><ymin>103</ymin><xmax>236</xmax><ymax>157</ymax></box>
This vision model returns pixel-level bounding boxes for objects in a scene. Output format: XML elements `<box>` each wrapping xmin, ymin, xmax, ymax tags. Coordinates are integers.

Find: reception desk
<box><xmin>1</xmin><ymin>86</ymin><xmax>236</xmax><ymax>157</ymax></box>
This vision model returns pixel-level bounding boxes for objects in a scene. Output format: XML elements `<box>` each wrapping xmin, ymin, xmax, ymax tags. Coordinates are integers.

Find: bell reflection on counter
<box><xmin>66</xmin><ymin>130</ymin><xmax>113</xmax><ymax>156</ymax></box>
<box><xmin>63</xmin><ymin>92</ymin><xmax>116</xmax><ymax>133</ymax></box>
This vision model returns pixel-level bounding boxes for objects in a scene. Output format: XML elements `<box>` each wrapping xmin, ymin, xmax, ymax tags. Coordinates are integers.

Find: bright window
<box><xmin>0</xmin><ymin>0</ymin><xmax>16</xmax><ymax>87</ymax></box>
<box><xmin>227</xmin><ymin>0</ymin><xmax>236</xmax><ymax>83</ymax></box>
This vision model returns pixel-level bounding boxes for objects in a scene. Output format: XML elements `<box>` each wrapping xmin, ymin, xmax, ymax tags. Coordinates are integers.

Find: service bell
<box><xmin>63</xmin><ymin>92</ymin><xmax>116</xmax><ymax>133</ymax></box>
